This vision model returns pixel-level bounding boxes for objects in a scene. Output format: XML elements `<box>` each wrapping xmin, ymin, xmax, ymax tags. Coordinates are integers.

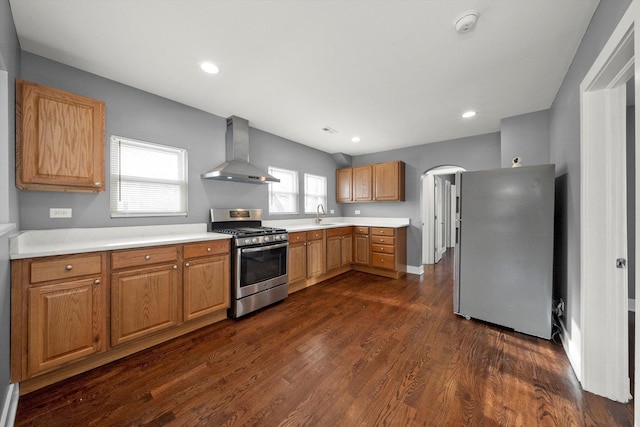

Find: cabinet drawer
<box><xmin>289</xmin><ymin>232</ymin><xmax>307</xmax><ymax>243</ymax></box>
<box><xmin>111</xmin><ymin>246</ymin><xmax>177</xmax><ymax>270</ymax></box>
<box><xmin>371</xmin><ymin>236</ymin><xmax>395</xmax><ymax>245</ymax></box>
<box><xmin>372</xmin><ymin>244</ymin><xmax>395</xmax><ymax>254</ymax></box>
<box><xmin>307</xmin><ymin>230</ymin><xmax>324</xmax><ymax>241</ymax></box>
<box><xmin>183</xmin><ymin>240</ymin><xmax>229</xmax><ymax>259</ymax></box>
<box><xmin>371</xmin><ymin>253</ymin><xmax>395</xmax><ymax>270</ymax></box>
<box><xmin>327</xmin><ymin>226</ymin><xmax>352</xmax><ymax>238</ymax></box>
<box><xmin>371</xmin><ymin>227</ymin><xmax>395</xmax><ymax>237</ymax></box>
<box><xmin>30</xmin><ymin>253</ymin><xmax>102</xmax><ymax>284</ymax></box>
<box><xmin>354</xmin><ymin>227</ymin><xmax>369</xmax><ymax>235</ymax></box>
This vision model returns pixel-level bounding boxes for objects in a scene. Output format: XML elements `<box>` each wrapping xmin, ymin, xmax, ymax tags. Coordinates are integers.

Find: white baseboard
<box><xmin>407</xmin><ymin>265</ymin><xmax>424</xmax><ymax>275</ymax></box>
<box><xmin>629</xmin><ymin>298</ymin><xmax>635</xmax><ymax>312</ymax></box>
<box><xmin>558</xmin><ymin>318</ymin><xmax>582</xmax><ymax>384</ymax></box>
<box><xmin>0</xmin><ymin>383</ymin><xmax>18</xmax><ymax>427</ymax></box>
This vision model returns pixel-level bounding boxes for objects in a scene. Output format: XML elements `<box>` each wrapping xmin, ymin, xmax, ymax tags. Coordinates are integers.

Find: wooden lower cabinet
<box><xmin>306</xmin><ymin>230</ymin><xmax>326</xmax><ymax>278</ymax></box>
<box><xmin>11</xmin><ymin>240</ymin><xmax>231</xmax><ymax>393</ymax></box>
<box><xmin>183</xmin><ymin>241</ymin><xmax>230</xmax><ymax>321</ymax></box>
<box><xmin>28</xmin><ymin>276</ymin><xmax>106</xmax><ymax>377</ymax></box>
<box><xmin>11</xmin><ymin>252</ymin><xmax>107</xmax><ymax>381</ymax></box>
<box><xmin>353</xmin><ymin>227</ymin><xmax>370</xmax><ymax>266</ymax></box>
<box><xmin>110</xmin><ymin>263</ymin><xmax>179</xmax><ymax>346</ymax></box>
<box><xmin>288</xmin><ymin>233</ymin><xmax>308</xmax><ymax>284</ymax></box>
<box><xmin>327</xmin><ymin>227</ymin><xmax>353</xmax><ymax>271</ymax></box>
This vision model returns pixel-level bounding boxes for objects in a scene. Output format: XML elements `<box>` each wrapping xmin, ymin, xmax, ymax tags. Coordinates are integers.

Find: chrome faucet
<box><xmin>315</xmin><ymin>203</ymin><xmax>326</xmax><ymax>224</ymax></box>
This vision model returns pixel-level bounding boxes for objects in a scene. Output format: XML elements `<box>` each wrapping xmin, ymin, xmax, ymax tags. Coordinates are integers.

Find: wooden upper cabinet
<box><xmin>336</xmin><ymin>161</ymin><xmax>404</xmax><ymax>203</ymax></box>
<box><xmin>16</xmin><ymin>80</ymin><xmax>106</xmax><ymax>192</ymax></box>
<box><xmin>353</xmin><ymin>165</ymin><xmax>373</xmax><ymax>201</ymax></box>
<box><xmin>374</xmin><ymin>161</ymin><xmax>405</xmax><ymax>201</ymax></box>
<box><xmin>336</xmin><ymin>168</ymin><xmax>353</xmax><ymax>203</ymax></box>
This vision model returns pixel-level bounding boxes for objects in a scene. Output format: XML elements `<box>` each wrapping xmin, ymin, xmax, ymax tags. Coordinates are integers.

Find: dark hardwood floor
<box><xmin>15</xmin><ymin>251</ymin><xmax>633</xmax><ymax>426</ymax></box>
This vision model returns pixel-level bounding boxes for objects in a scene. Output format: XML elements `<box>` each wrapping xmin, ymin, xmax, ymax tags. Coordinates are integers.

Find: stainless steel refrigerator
<box><xmin>453</xmin><ymin>164</ymin><xmax>555</xmax><ymax>339</ymax></box>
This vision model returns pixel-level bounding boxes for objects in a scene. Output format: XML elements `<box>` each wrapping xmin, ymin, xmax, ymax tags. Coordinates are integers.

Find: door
<box><xmin>434</xmin><ymin>176</ymin><xmax>445</xmax><ymax>263</ymax></box>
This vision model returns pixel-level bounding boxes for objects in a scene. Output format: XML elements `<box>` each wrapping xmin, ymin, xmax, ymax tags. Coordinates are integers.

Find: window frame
<box><xmin>304</xmin><ymin>173</ymin><xmax>327</xmax><ymax>214</ymax></box>
<box><xmin>268</xmin><ymin>166</ymin><xmax>299</xmax><ymax>215</ymax></box>
<box><xmin>110</xmin><ymin>135</ymin><xmax>188</xmax><ymax>218</ymax></box>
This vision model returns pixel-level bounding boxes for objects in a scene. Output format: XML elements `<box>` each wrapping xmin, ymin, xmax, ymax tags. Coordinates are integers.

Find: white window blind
<box><xmin>110</xmin><ymin>136</ymin><xmax>188</xmax><ymax>217</ymax></box>
<box><xmin>304</xmin><ymin>173</ymin><xmax>327</xmax><ymax>213</ymax></box>
<box><xmin>268</xmin><ymin>166</ymin><xmax>298</xmax><ymax>214</ymax></box>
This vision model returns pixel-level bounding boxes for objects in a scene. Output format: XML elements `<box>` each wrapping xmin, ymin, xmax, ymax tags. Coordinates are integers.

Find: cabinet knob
<box><xmin>94</xmin><ymin>279</ymin><xmax>101</xmax><ymax>285</ymax></box>
<box><xmin>145</xmin><ymin>255</ymin><xmax>151</xmax><ymax>260</ymax></box>
<box><xmin>207</xmin><ymin>247</ymin><xmax>211</xmax><ymax>252</ymax></box>
<box><xmin>173</xmin><ymin>265</ymin><xmax>178</xmax><ymax>269</ymax></box>
<box><xmin>185</xmin><ymin>262</ymin><xmax>190</xmax><ymax>267</ymax></box>
<box><xmin>65</xmin><ymin>264</ymin><xmax>73</xmax><ymax>271</ymax></box>
<box><xmin>94</xmin><ymin>182</ymin><xmax>101</xmax><ymax>187</ymax></box>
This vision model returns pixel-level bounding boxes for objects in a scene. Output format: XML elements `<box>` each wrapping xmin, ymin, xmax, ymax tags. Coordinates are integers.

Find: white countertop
<box><xmin>9</xmin><ymin>217</ymin><xmax>410</xmax><ymax>259</ymax></box>
<box><xmin>9</xmin><ymin>223</ymin><xmax>230</xmax><ymax>259</ymax></box>
<box><xmin>263</xmin><ymin>216</ymin><xmax>410</xmax><ymax>232</ymax></box>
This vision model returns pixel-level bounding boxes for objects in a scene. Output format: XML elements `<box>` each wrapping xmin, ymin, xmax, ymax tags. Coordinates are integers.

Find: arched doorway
<box><xmin>421</xmin><ymin>165</ymin><xmax>465</xmax><ymax>265</ymax></box>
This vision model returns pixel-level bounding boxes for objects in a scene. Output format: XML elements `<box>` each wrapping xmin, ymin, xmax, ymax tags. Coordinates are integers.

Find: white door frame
<box><xmin>578</xmin><ymin>1</ymin><xmax>637</xmax><ymax>405</ymax></box>
<box><xmin>421</xmin><ymin>166</ymin><xmax>465</xmax><ymax>265</ymax></box>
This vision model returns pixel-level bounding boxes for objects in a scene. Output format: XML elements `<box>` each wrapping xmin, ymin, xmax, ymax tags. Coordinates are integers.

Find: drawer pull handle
<box><xmin>145</xmin><ymin>255</ymin><xmax>151</xmax><ymax>260</ymax></box>
<box><xmin>185</xmin><ymin>262</ymin><xmax>190</xmax><ymax>267</ymax></box>
<box><xmin>94</xmin><ymin>181</ymin><xmax>101</xmax><ymax>187</ymax></box>
<box><xmin>65</xmin><ymin>264</ymin><xmax>73</xmax><ymax>271</ymax></box>
<box><xmin>94</xmin><ymin>279</ymin><xmax>101</xmax><ymax>285</ymax></box>
<box><xmin>207</xmin><ymin>247</ymin><xmax>211</xmax><ymax>252</ymax></box>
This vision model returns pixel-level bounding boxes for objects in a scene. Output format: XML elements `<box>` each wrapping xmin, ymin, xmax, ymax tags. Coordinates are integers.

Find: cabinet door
<box><xmin>111</xmin><ymin>263</ymin><xmax>179</xmax><ymax>346</ymax></box>
<box><xmin>16</xmin><ymin>80</ymin><xmax>105</xmax><ymax>192</ymax></box>
<box><xmin>306</xmin><ymin>239</ymin><xmax>326</xmax><ymax>278</ymax></box>
<box><xmin>353</xmin><ymin>165</ymin><xmax>373</xmax><ymax>201</ymax></box>
<box><xmin>374</xmin><ymin>161</ymin><xmax>405</xmax><ymax>201</ymax></box>
<box><xmin>183</xmin><ymin>255</ymin><xmax>230</xmax><ymax>321</ymax></box>
<box><xmin>288</xmin><ymin>243</ymin><xmax>307</xmax><ymax>284</ymax></box>
<box><xmin>354</xmin><ymin>234</ymin><xmax>370</xmax><ymax>265</ymax></box>
<box><xmin>336</xmin><ymin>168</ymin><xmax>353</xmax><ymax>202</ymax></box>
<box><xmin>341</xmin><ymin>235</ymin><xmax>353</xmax><ymax>266</ymax></box>
<box><xmin>28</xmin><ymin>277</ymin><xmax>106</xmax><ymax>376</ymax></box>
<box><xmin>326</xmin><ymin>236</ymin><xmax>342</xmax><ymax>271</ymax></box>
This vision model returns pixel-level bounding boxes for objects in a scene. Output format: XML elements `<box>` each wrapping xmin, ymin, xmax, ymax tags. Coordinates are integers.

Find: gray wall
<box><xmin>549</xmin><ymin>0</ymin><xmax>632</xmax><ymax>343</ymax></box>
<box><xmin>0</xmin><ymin>0</ymin><xmax>20</xmax><ymax>406</ymax></box>
<box><xmin>500</xmin><ymin>109</ymin><xmax>550</xmax><ymax>168</ymax></box>
<box><xmin>18</xmin><ymin>52</ymin><xmax>343</xmax><ymax>230</ymax></box>
<box><xmin>347</xmin><ymin>132</ymin><xmax>501</xmax><ymax>267</ymax></box>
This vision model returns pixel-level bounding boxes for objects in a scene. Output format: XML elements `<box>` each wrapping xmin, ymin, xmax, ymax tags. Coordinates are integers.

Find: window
<box><xmin>304</xmin><ymin>173</ymin><xmax>327</xmax><ymax>214</ymax></box>
<box><xmin>110</xmin><ymin>136</ymin><xmax>188</xmax><ymax>217</ymax></box>
<box><xmin>268</xmin><ymin>166</ymin><xmax>298</xmax><ymax>214</ymax></box>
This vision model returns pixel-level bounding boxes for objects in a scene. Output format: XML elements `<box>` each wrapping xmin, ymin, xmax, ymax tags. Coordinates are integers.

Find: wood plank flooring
<box><xmin>15</xmin><ymin>251</ymin><xmax>633</xmax><ymax>426</ymax></box>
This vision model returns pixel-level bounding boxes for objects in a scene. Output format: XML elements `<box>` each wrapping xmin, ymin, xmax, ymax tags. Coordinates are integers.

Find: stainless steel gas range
<box><xmin>210</xmin><ymin>208</ymin><xmax>288</xmax><ymax>318</ymax></box>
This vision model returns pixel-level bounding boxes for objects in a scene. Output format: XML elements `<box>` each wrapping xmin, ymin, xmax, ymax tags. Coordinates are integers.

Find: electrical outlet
<box><xmin>330</xmin><ymin>209</ymin><xmax>335</xmax><ymax>214</ymax></box>
<box><xmin>50</xmin><ymin>208</ymin><xmax>72</xmax><ymax>218</ymax></box>
<box><xmin>355</xmin><ymin>210</ymin><xmax>361</xmax><ymax>215</ymax></box>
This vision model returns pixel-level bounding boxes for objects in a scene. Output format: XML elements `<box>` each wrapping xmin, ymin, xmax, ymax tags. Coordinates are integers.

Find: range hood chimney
<box><xmin>201</xmin><ymin>116</ymin><xmax>279</xmax><ymax>183</ymax></box>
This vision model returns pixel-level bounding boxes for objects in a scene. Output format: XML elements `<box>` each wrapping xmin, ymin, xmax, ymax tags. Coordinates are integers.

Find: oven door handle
<box><xmin>241</xmin><ymin>242</ymin><xmax>289</xmax><ymax>253</ymax></box>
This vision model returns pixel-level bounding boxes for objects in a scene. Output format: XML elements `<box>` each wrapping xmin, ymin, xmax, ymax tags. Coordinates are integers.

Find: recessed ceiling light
<box><xmin>462</xmin><ymin>111</ymin><xmax>477</xmax><ymax>118</ymax></box>
<box><xmin>200</xmin><ymin>62</ymin><xmax>220</xmax><ymax>74</ymax></box>
<box><xmin>351</xmin><ymin>136</ymin><xmax>361</xmax><ymax>143</ymax></box>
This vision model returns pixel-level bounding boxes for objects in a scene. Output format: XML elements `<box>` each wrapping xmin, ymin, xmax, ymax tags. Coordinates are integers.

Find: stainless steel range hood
<box><xmin>201</xmin><ymin>116</ymin><xmax>279</xmax><ymax>183</ymax></box>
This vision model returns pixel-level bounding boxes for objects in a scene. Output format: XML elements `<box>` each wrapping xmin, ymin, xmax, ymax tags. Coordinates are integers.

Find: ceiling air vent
<box><xmin>322</xmin><ymin>126</ymin><xmax>338</xmax><ymax>134</ymax></box>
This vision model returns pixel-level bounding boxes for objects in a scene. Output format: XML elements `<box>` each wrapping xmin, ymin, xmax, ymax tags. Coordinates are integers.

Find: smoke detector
<box><xmin>455</xmin><ymin>11</ymin><xmax>478</xmax><ymax>33</ymax></box>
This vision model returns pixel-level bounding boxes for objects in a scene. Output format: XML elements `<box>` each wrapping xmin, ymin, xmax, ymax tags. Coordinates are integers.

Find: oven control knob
<box><xmin>252</xmin><ymin>238</ymin><xmax>258</xmax><ymax>244</ymax></box>
<box><xmin>244</xmin><ymin>238</ymin><xmax>252</xmax><ymax>245</ymax></box>
<box><xmin>264</xmin><ymin>236</ymin><xmax>270</xmax><ymax>242</ymax></box>
<box><xmin>275</xmin><ymin>235</ymin><xmax>280</xmax><ymax>241</ymax></box>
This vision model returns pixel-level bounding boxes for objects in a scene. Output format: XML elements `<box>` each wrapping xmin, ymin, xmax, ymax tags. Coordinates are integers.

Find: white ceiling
<box><xmin>9</xmin><ymin>0</ymin><xmax>599</xmax><ymax>156</ymax></box>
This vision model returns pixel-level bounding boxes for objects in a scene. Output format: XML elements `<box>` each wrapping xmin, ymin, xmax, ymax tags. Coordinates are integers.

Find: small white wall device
<box><xmin>512</xmin><ymin>157</ymin><xmax>522</xmax><ymax>168</ymax></box>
